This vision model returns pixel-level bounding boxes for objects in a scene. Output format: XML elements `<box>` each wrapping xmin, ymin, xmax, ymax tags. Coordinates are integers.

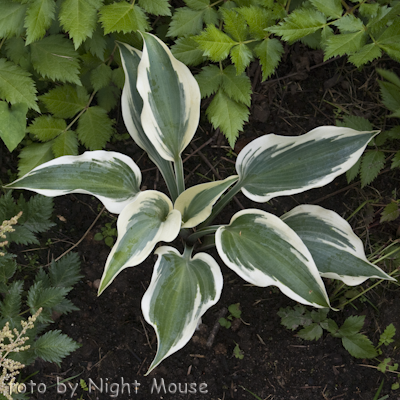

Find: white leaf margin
<box><xmin>281</xmin><ymin>204</ymin><xmax>396</xmax><ymax>285</ymax></box>
<box><xmin>137</xmin><ymin>32</ymin><xmax>201</xmax><ymax>161</ymax></box>
<box><xmin>174</xmin><ymin>175</ymin><xmax>239</xmax><ymax>228</ymax></box>
<box><xmin>98</xmin><ymin>190</ymin><xmax>181</xmax><ymax>294</ymax></box>
<box><xmin>6</xmin><ymin>151</ymin><xmax>142</xmax><ymax>214</ymax></box>
<box><xmin>141</xmin><ymin>246</ymin><xmax>223</xmax><ymax>374</ymax></box>
<box><xmin>216</xmin><ymin>209</ymin><xmax>331</xmax><ymax>308</ymax></box>
<box><xmin>236</xmin><ymin>126</ymin><xmax>379</xmax><ymax>202</ymax></box>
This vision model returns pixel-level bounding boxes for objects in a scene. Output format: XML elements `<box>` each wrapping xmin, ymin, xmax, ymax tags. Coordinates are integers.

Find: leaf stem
<box><xmin>187</xmin><ymin>225</ymin><xmax>221</xmax><ymax>246</ymax></box>
<box><xmin>199</xmin><ymin>181</ymin><xmax>243</xmax><ymax>228</ymax></box>
<box><xmin>174</xmin><ymin>156</ymin><xmax>185</xmax><ymax>196</ymax></box>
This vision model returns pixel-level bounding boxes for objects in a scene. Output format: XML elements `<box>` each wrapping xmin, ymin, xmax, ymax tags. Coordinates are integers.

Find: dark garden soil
<box><xmin>2</xmin><ymin>47</ymin><xmax>400</xmax><ymax>400</ymax></box>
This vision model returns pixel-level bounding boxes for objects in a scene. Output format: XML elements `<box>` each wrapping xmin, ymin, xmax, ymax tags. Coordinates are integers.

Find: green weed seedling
<box><xmin>219</xmin><ymin>303</ymin><xmax>241</xmax><ymax>329</ymax></box>
<box><xmin>233</xmin><ymin>342</ymin><xmax>244</xmax><ymax>360</ymax></box>
<box><xmin>6</xmin><ymin>33</ymin><xmax>394</xmax><ymax>375</ymax></box>
<box><xmin>94</xmin><ymin>221</ymin><xmax>117</xmax><ymax>248</ymax></box>
<box><xmin>278</xmin><ymin>305</ymin><xmax>378</xmax><ymax>358</ymax></box>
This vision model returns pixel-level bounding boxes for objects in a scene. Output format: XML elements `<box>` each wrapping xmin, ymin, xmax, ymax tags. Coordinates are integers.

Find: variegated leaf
<box><xmin>142</xmin><ymin>246</ymin><xmax>223</xmax><ymax>374</ymax></box>
<box><xmin>5</xmin><ymin>151</ymin><xmax>141</xmax><ymax>214</ymax></box>
<box><xmin>236</xmin><ymin>126</ymin><xmax>379</xmax><ymax>202</ymax></box>
<box><xmin>281</xmin><ymin>205</ymin><xmax>395</xmax><ymax>285</ymax></box>
<box><xmin>137</xmin><ymin>32</ymin><xmax>201</xmax><ymax>162</ymax></box>
<box><xmin>216</xmin><ymin>209</ymin><xmax>330</xmax><ymax>308</ymax></box>
<box><xmin>98</xmin><ymin>191</ymin><xmax>181</xmax><ymax>294</ymax></box>
<box><xmin>174</xmin><ymin>175</ymin><xmax>239</xmax><ymax>228</ymax></box>
<box><xmin>118</xmin><ymin>42</ymin><xmax>178</xmax><ymax>200</ymax></box>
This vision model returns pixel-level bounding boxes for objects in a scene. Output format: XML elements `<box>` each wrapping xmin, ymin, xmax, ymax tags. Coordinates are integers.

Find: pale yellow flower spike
<box><xmin>0</xmin><ymin>212</ymin><xmax>23</xmax><ymax>257</ymax></box>
<box><xmin>0</xmin><ymin>308</ymin><xmax>42</xmax><ymax>399</ymax></box>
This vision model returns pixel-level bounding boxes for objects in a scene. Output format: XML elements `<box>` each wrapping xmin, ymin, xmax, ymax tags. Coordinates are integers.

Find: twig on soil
<box><xmin>190</xmin><ymin>143</ymin><xmax>245</xmax><ymax>210</ymax></box>
<box><xmin>87</xmin><ymin>350</ymin><xmax>110</xmax><ymax>371</ymax></box>
<box><xmin>136</xmin><ymin>356</ymin><xmax>147</xmax><ymax>375</ymax></box>
<box><xmin>46</xmin><ymin>206</ymin><xmax>106</xmax><ymax>266</ymax></box>
<box><xmin>206</xmin><ymin>307</ymin><xmax>227</xmax><ymax>348</ymax></box>
<box><xmin>358</xmin><ymin>363</ymin><xmax>400</xmax><ymax>374</ymax></box>
<box><xmin>140</xmin><ymin>316</ymin><xmax>153</xmax><ymax>350</ymax></box>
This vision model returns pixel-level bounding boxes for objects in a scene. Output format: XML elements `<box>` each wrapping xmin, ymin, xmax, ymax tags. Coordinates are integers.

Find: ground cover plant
<box><xmin>4</xmin><ymin>33</ymin><xmax>396</xmax><ymax>378</ymax></box>
<box><xmin>1</xmin><ymin>0</ymin><xmax>399</xmax><ymax>174</ymax></box>
<box><xmin>0</xmin><ymin>192</ymin><xmax>82</xmax><ymax>399</ymax></box>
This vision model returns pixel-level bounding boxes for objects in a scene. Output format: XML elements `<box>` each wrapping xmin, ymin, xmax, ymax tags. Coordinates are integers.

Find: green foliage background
<box><xmin>0</xmin><ymin>0</ymin><xmax>399</xmax><ymax>172</ymax></box>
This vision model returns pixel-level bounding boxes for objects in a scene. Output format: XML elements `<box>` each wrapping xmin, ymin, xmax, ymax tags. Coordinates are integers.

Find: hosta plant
<box><xmin>4</xmin><ymin>33</ymin><xmax>395</xmax><ymax>374</ymax></box>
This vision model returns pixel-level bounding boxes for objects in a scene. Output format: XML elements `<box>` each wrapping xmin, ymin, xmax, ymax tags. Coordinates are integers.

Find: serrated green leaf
<box><xmin>360</xmin><ymin>150</ymin><xmax>385</xmax><ymax>187</ymax></box>
<box><xmin>345</xmin><ymin>157</ymin><xmax>361</xmax><ymax>183</ymax></box>
<box><xmin>84</xmin><ymin>24</ymin><xmax>107</xmax><ymax>60</ymax></box>
<box><xmin>0</xmin><ymin>0</ymin><xmax>27</xmax><ymax>38</ymax></box>
<box><xmin>59</xmin><ymin>0</ymin><xmax>102</xmax><ymax>49</ymax></box>
<box><xmin>0</xmin><ymin>101</ymin><xmax>28</xmax><ymax>152</ymax></box>
<box><xmin>309</xmin><ymin>0</ymin><xmax>342</xmax><ymax>19</ymax></box>
<box><xmin>0</xmin><ymin>255</ymin><xmax>17</xmax><ymax>285</ymax></box>
<box><xmin>27</xmin><ymin>115</ymin><xmax>67</xmax><ymax>141</ymax></box>
<box><xmin>359</xmin><ymin>3</ymin><xmax>379</xmax><ymax>18</ymax></box>
<box><xmin>254</xmin><ymin>37</ymin><xmax>284</xmax><ymax>81</ymax></box>
<box><xmin>203</xmin><ymin>6</ymin><xmax>219</xmax><ymax>25</ymax></box>
<box><xmin>337</xmin><ymin>115</ymin><xmax>373</xmax><ymax>132</ymax></box>
<box><xmin>40</xmin><ymin>85</ymin><xmax>89</xmax><ymax>118</ymax></box>
<box><xmin>52</xmin><ymin>130</ymin><xmax>79</xmax><ymax>157</ymax></box>
<box><xmin>348</xmin><ymin>43</ymin><xmax>382</xmax><ymax>67</ymax></box>
<box><xmin>338</xmin><ymin>315</ymin><xmax>365</xmax><ymax>337</ymax></box>
<box><xmin>380</xmin><ymin>202</ymin><xmax>399</xmax><ymax>223</ymax></box>
<box><xmin>298</xmin><ymin>323</ymin><xmax>323</xmax><ymax>341</ymax></box>
<box><xmin>333</xmin><ymin>15</ymin><xmax>364</xmax><ymax>33</ymax></box>
<box><xmin>33</xmin><ymin>330</ymin><xmax>80</xmax><ymax>366</ymax></box>
<box><xmin>222</xmin><ymin>9</ymin><xmax>248</xmax><ymax>42</ymax></box>
<box><xmin>17</xmin><ymin>194</ymin><xmax>54</xmax><ymax>234</ymax></box>
<box><xmin>24</xmin><ymin>0</ymin><xmax>56</xmax><ymax>45</ymax></box>
<box><xmin>99</xmin><ymin>2</ymin><xmax>149</xmax><ymax>34</ymax></box>
<box><xmin>367</xmin><ymin>5</ymin><xmax>394</xmax><ymax>35</ymax></box>
<box><xmin>30</xmin><ymin>35</ymin><xmax>81</xmax><ymax>85</ymax></box>
<box><xmin>378</xmin><ymin>81</ymin><xmax>400</xmax><ymax>113</ymax></box>
<box><xmin>195</xmin><ymin>24</ymin><xmax>236</xmax><ymax>61</ymax></box>
<box><xmin>90</xmin><ymin>63</ymin><xmax>112</xmax><ymax>91</ymax></box>
<box><xmin>379</xmin><ymin>323</ymin><xmax>396</xmax><ymax>346</ymax></box>
<box><xmin>185</xmin><ymin>0</ymin><xmax>209</xmax><ymax>10</ymax></box>
<box><xmin>5</xmin><ymin>37</ymin><xmax>31</xmax><ymax>70</ymax></box>
<box><xmin>0</xmin><ymin>58</ymin><xmax>39</xmax><ymax>111</ymax></box>
<box><xmin>138</xmin><ymin>0</ymin><xmax>171</xmax><ymax>16</ymax></box>
<box><xmin>96</xmin><ymin>85</ymin><xmax>120</xmax><ymax>112</ymax></box>
<box><xmin>324</xmin><ymin>31</ymin><xmax>366</xmax><ymax>60</ymax></box>
<box><xmin>195</xmin><ymin>64</ymin><xmax>222</xmax><ymax>98</ymax></box>
<box><xmin>376</xmin><ymin>68</ymin><xmax>400</xmax><ymax>88</ymax></box>
<box><xmin>342</xmin><ymin>334</ymin><xmax>377</xmax><ymax>358</ymax></box>
<box><xmin>268</xmin><ymin>8</ymin><xmax>327</xmax><ymax>42</ymax></box>
<box><xmin>111</xmin><ymin>67</ymin><xmax>125</xmax><ymax>89</ymax></box>
<box><xmin>376</xmin><ymin>21</ymin><xmax>400</xmax><ymax>62</ymax></box>
<box><xmin>48</xmin><ymin>252</ymin><xmax>83</xmax><ymax>288</ymax></box>
<box><xmin>167</xmin><ymin>8</ymin><xmax>205</xmax><ymax>37</ymax></box>
<box><xmin>278</xmin><ymin>305</ymin><xmax>311</xmax><ymax>330</ymax></box>
<box><xmin>237</xmin><ymin>6</ymin><xmax>273</xmax><ymax>40</ymax></box>
<box><xmin>0</xmin><ymin>281</ymin><xmax>23</xmax><ymax>321</ymax></box>
<box><xmin>206</xmin><ymin>89</ymin><xmax>249</xmax><ymax>147</ymax></box>
<box><xmin>392</xmin><ymin>151</ymin><xmax>400</xmax><ymax>169</ymax></box>
<box><xmin>171</xmin><ymin>37</ymin><xmax>206</xmax><ymax>66</ymax></box>
<box><xmin>221</xmin><ymin>65</ymin><xmax>252</xmax><ymax>106</ymax></box>
<box><xmin>230</xmin><ymin>44</ymin><xmax>253</xmax><ymax>75</ymax></box>
<box><xmin>18</xmin><ymin>141</ymin><xmax>55</xmax><ymax>177</ymax></box>
<box><xmin>28</xmin><ymin>282</ymin><xmax>70</xmax><ymax>313</ymax></box>
<box><xmin>77</xmin><ymin>106</ymin><xmax>114</xmax><ymax>149</ymax></box>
